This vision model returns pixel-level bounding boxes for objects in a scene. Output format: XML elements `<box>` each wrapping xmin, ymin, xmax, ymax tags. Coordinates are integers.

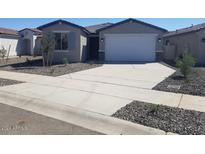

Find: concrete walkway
<box><xmin>0</xmin><ymin>64</ymin><xmax>204</xmax><ymax>114</ymax></box>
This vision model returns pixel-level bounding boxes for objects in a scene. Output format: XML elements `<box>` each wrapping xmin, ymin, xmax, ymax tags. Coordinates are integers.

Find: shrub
<box><xmin>149</xmin><ymin>104</ymin><xmax>160</xmax><ymax>114</ymax></box>
<box><xmin>0</xmin><ymin>46</ymin><xmax>7</xmax><ymax>59</ymax></box>
<box><xmin>50</xmin><ymin>68</ymin><xmax>55</xmax><ymax>74</ymax></box>
<box><xmin>176</xmin><ymin>53</ymin><xmax>195</xmax><ymax>78</ymax></box>
<box><xmin>62</xmin><ymin>58</ymin><xmax>68</xmax><ymax>66</ymax></box>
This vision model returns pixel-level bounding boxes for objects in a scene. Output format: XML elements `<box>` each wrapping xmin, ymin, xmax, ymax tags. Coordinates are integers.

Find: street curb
<box><xmin>0</xmin><ymin>90</ymin><xmax>167</xmax><ymax>135</ymax></box>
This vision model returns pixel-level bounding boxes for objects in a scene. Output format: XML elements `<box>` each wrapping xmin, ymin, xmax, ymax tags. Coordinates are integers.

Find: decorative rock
<box><xmin>0</xmin><ymin>78</ymin><xmax>23</xmax><ymax>87</ymax></box>
<box><xmin>0</xmin><ymin>58</ymin><xmax>102</xmax><ymax>76</ymax></box>
<box><xmin>112</xmin><ymin>101</ymin><xmax>205</xmax><ymax>135</ymax></box>
<box><xmin>153</xmin><ymin>68</ymin><xmax>205</xmax><ymax>97</ymax></box>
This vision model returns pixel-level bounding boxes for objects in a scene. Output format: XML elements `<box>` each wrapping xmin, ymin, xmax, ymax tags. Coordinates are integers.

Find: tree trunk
<box><xmin>42</xmin><ymin>52</ymin><xmax>45</xmax><ymax>67</ymax></box>
<box><xmin>49</xmin><ymin>51</ymin><xmax>54</xmax><ymax>66</ymax></box>
<box><xmin>46</xmin><ymin>52</ymin><xmax>49</xmax><ymax>67</ymax></box>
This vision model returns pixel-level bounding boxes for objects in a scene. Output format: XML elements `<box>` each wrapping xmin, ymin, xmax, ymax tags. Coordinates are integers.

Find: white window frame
<box><xmin>53</xmin><ymin>30</ymin><xmax>70</xmax><ymax>52</ymax></box>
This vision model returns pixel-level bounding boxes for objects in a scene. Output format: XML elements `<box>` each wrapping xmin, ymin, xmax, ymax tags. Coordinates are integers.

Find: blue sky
<box><xmin>1</xmin><ymin>18</ymin><xmax>205</xmax><ymax>31</ymax></box>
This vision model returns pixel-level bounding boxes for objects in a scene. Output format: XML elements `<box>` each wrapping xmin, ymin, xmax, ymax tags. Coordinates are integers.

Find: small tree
<box><xmin>176</xmin><ymin>53</ymin><xmax>195</xmax><ymax>78</ymax></box>
<box><xmin>62</xmin><ymin>58</ymin><xmax>68</xmax><ymax>66</ymax></box>
<box><xmin>40</xmin><ymin>33</ymin><xmax>55</xmax><ymax>67</ymax></box>
<box><xmin>0</xmin><ymin>46</ymin><xmax>7</xmax><ymax>60</ymax></box>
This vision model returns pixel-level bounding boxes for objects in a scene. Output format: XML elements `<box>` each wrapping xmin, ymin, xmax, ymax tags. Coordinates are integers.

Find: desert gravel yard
<box><xmin>0</xmin><ymin>78</ymin><xmax>23</xmax><ymax>87</ymax></box>
<box><xmin>0</xmin><ymin>56</ymin><xmax>102</xmax><ymax>76</ymax></box>
<box><xmin>153</xmin><ymin>68</ymin><xmax>205</xmax><ymax>96</ymax></box>
<box><xmin>112</xmin><ymin>101</ymin><xmax>205</xmax><ymax>135</ymax></box>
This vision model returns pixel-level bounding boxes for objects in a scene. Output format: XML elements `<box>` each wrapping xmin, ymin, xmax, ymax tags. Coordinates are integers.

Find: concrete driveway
<box><xmin>60</xmin><ymin>63</ymin><xmax>175</xmax><ymax>89</ymax></box>
<box><xmin>0</xmin><ymin>62</ymin><xmax>179</xmax><ymax>116</ymax></box>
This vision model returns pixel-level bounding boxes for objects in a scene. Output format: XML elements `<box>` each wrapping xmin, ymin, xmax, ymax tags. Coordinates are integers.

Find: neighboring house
<box><xmin>163</xmin><ymin>23</ymin><xmax>205</xmax><ymax>65</ymax></box>
<box><xmin>0</xmin><ymin>27</ymin><xmax>21</xmax><ymax>56</ymax></box>
<box><xmin>18</xmin><ymin>28</ymin><xmax>42</xmax><ymax>56</ymax></box>
<box><xmin>0</xmin><ymin>27</ymin><xmax>42</xmax><ymax>57</ymax></box>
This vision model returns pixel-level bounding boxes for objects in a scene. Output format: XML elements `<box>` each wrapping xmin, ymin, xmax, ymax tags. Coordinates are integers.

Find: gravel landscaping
<box><xmin>0</xmin><ymin>78</ymin><xmax>23</xmax><ymax>87</ymax></box>
<box><xmin>112</xmin><ymin>101</ymin><xmax>205</xmax><ymax>135</ymax></box>
<box><xmin>0</xmin><ymin>56</ymin><xmax>102</xmax><ymax>76</ymax></box>
<box><xmin>153</xmin><ymin>68</ymin><xmax>205</xmax><ymax>96</ymax></box>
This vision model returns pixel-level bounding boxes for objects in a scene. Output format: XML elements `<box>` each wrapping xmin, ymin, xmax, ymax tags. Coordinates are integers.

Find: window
<box><xmin>54</xmin><ymin>32</ymin><xmax>68</xmax><ymax>50</ymax></box>
<box><xmin>201</xmin><ymin>38</ymin><xmax>205</xmax><ymax>43</ymax></box>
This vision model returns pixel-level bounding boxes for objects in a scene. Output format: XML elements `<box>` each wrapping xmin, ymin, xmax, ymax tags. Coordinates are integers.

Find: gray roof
<box><xmin>85</xmin><ymin>23</ymin><xmax>113</xmax><ymax>33</ymax></box>
<box><xmin>96</xmin><ymin>18</ymin><xmax>167</xmax><ymax>33</ymax></box>
<box><xmin>163</xmin><ymin>23</ymin><xmax>205</xmax><ymax>37</ymax></box>
<box><xmin>0</xmin><ymin>27</ymin><xmax>19</xmax><ymax>36</ymax></box>
<box><xmin>37</xmin><ymin>19</ymin><xmax>90</xmax><ymax>34</ymax></box>
<box><xmin>19</xmin><ymin>28</ymin><xmax>42</xmax><ymax>36</ymax></box>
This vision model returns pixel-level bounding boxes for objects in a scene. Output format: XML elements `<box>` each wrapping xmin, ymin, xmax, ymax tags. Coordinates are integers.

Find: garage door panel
<box><xmin>105</xmin><ymin>34</ymin><xmax>157</xmax><ymax>62</ymax></box>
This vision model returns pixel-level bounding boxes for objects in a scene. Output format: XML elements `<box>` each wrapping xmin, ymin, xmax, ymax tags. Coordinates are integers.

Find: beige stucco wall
<box><xmin>163</xmin><ymin>32</ymin><xmax>199</xmax><ymax>63</ymax></box>
<box><xmin>99</xmin><ymin>21</ymin><xmax>165</xmax><ymax>61</ymax></box>
<box><xmin>0</xmin><ymin>35</ymin><xmax>20</xmax><ymax>56</ymax></box>
<box><xmin>40</xmin><ymin>22</ymin><xmax>87</xmax><ymax>63</ymax></box>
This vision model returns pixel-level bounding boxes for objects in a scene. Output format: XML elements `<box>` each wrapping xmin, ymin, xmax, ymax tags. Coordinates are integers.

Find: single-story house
<box><xmin>0</xmin><ymin>27</ymin><xmax>42</xmax><ymax>57</ymax></box>
<box><xmin>37</xmin><ymin>18</ymin><xmax>167</xmax><ymax>63</ymax></box>
<box><xmin>0</xmin><ymin>27</ymin><xmax>21</xmax><ymax>56</ymax></box>
<box><xmin>163</xmin><ymin>23</ymin><xmax>205</xmax><ymax>65</ymax></box>
<box><xmin>18</xmin><ymin>28</ymin><xmax>42</xmax><ymax>56</ymax></box>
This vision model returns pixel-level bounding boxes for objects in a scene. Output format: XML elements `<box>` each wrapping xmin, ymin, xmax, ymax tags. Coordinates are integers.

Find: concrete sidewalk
<box><xmin>0</xmin><ymin>70</ymin><xmax>204</xmax><ymax>114</ymax></box>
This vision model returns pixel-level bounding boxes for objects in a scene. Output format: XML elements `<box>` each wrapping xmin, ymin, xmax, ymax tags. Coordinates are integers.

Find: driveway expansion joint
<box><xmin>177</xmin><ymin>94</ymin><xmax>184</xmax><ymax>108</ymax></box>
<box><xmin>64</xmin><ymin>77</ymin><xmax>154</xmax><ymax>90</ymax></box>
